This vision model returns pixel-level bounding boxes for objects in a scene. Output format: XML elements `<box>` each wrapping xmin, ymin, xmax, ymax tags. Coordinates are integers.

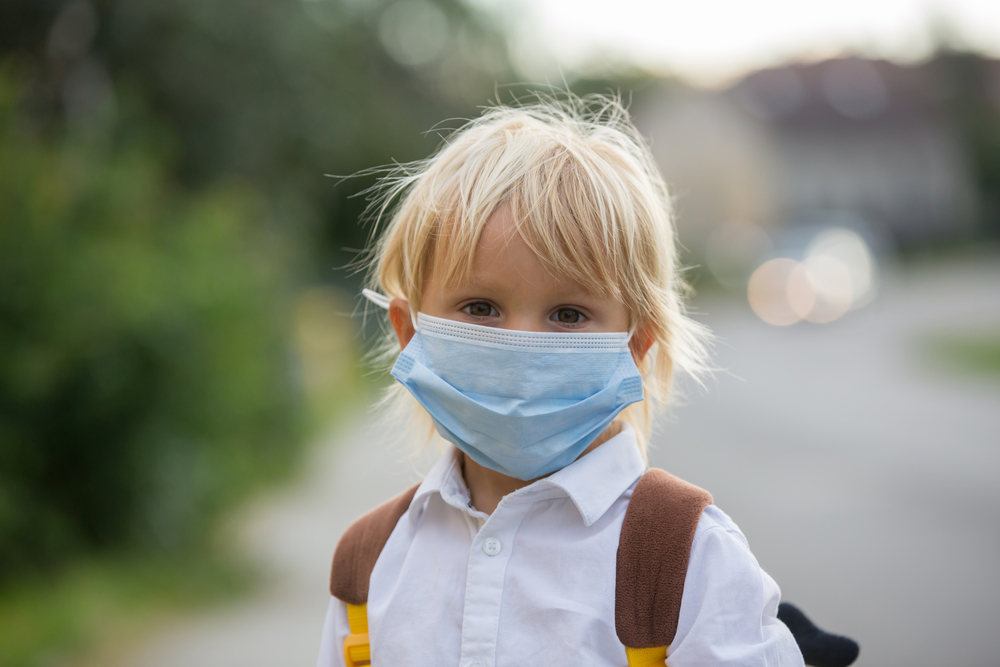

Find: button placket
<box><xmin>458</xmin><ymin>502</ymin><xmax>530</xmax><ymax>667</ymax></box>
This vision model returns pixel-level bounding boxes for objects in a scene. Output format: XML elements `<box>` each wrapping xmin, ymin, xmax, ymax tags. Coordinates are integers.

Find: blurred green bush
<box><xmin>0</xmin><ymin>71</ymin><xmax>301</xmax><ymax>579</ymax></box>
<box><xmin>0</xmin><ymin>0</ymin><xmax>514</xmax><ymax>593</ymax></box>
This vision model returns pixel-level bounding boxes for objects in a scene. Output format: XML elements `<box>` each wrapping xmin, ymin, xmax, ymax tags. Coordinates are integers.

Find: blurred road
<box><xmin>651</xmin><ymin>252</ymin><xmax>1000</xmax><ymax>667</ymax></box>
<box><xmin>117</xmin><ymin>252</ymin><xmax>1000</xmax><ymax>667</ymax></box>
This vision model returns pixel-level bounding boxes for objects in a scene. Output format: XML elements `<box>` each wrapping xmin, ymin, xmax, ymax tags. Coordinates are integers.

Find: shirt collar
<box><xmin>407</xmin><ymin>447</ymin><xmax>472</xmax><ymax>527</ymax></box>
<box><xmin>407</xmin><ymin>422</ymin><xmax>646</xmax><ymax>528</ymax></box>
<box><xmin>534</xmin><ymin>422</ymin><xmax>645</xmax><ymax>526</ymax></box>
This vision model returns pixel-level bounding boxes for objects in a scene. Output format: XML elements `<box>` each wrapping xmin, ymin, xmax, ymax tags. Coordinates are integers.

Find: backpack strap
<box><xmin>330</xmin><ymin>481</ymin><xmax>421</xmax><ymax>604</ymax></box>
<box><xmin>330</xmin><ymin>482</ymin><xmax>421</xmax><ymax>667</ymax></box>
<box><xmin>616</xmin><ymin>468</ymin><xmax>713</xmax><ymax>664</ymax></box>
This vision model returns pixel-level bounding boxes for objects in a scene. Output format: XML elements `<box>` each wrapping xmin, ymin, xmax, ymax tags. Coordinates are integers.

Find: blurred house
<box><xmin>634</xmin><ymin>56</ymin><xmax>992</xmax><ymax>257</ymax></box>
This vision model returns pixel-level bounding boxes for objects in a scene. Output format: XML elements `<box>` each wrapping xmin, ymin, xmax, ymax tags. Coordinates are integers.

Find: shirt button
<box><xmin>482</xmin><ymin>537</ymin><xmax>501</xmax><ymax>556</ymax></box>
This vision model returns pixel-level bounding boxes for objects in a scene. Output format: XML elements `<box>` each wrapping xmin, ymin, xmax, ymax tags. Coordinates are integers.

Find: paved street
<box><xmin>117</xmin><ymin>252</ymin><xmax>1000</xmax><ymax>667</ymax></box>
<box><xmin>650</xmin><ymin>253</ymin><xmax>1000</xmax><ymax>667</ymax></box>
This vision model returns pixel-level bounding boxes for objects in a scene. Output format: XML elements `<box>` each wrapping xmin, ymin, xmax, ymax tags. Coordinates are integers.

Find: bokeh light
<box><xmin>801</xmin><ymin>254</ymin><xmax>853</xmax><ymax>323</ymax></box>
<box><xmin>748</xmin><ymin>227</ymin><xmax>878</xmax><ymax>325</ymax></box>
<box><xmin>749</xmin><ymin>258</ymin><xmax>809</xmax><ymax>326</ymax></box>
<box><xmin>805</xmin><ymin>227</ymin><xmax>878</xmax><ymax>309</ymax></box>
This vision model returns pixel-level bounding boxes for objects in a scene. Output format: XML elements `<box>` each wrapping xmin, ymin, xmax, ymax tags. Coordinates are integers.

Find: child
<box><xmin>317</xmin><ymin>95</ymin><xmax>806</xmax><ymax>667</ymax></box>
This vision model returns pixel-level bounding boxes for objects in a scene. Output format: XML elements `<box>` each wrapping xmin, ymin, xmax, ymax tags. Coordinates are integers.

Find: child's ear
<box><xmin>629</xmin><ymin>324</ymin><xmax>654</xmax><ymax>363</ymax></box>
<box><xmin>389</xmin><ymin>298</ymin><xmax>416</xmax><ymax>349</ymax></box>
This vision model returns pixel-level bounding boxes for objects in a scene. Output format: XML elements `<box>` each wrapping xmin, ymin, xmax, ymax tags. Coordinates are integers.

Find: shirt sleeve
<box><xmin>666</xmin><ymin>506</ymin><xmax>805</xmax><ymax>667</ymax></box>
<box><xmin>316</xmin><ymin>596</ymin><xmax>350</xmax><ymax>667</ymax></box>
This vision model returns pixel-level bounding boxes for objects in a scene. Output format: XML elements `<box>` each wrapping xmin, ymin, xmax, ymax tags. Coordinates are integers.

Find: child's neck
<box><xmin>461</xmin><ymin>421</ymin><xmax>625</xmax><ymax>515</ymax></box>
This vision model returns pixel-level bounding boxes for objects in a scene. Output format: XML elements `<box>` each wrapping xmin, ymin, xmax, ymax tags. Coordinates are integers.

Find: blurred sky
<box><xmin>482</xmin><ymin>0</ymin><xmax>1000</xmax><ymax>85</ymax></box>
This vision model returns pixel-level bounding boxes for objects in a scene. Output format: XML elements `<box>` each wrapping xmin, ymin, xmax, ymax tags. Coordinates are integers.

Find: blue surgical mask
<box><xmin>363</xmin><ymin>290</ymin><xmax>644</xmax><ymax>480</ymax></box>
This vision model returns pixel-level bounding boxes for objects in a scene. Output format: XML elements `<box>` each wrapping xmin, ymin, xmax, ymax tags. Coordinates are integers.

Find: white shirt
<box><xmin>317</xmin><ymin>424</ymin><xmax>803</xmax><ymax>667</ymax></box>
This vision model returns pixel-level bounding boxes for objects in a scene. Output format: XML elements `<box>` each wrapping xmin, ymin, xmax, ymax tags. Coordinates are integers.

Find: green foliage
<box><xmin>925</xmin><ymin>332</ymin><xmax>1000</xmax><ymax>379</ymax></box>
<box><xmin>0</xmin><ymin>0</ymin><xmax>514</xmax><ymax>583</ymax></box>
<box><xmin>929</xmin><ymin>51</ymin><xmax>1000</xmax><ymax>238</ymax></box>
<box><xmin>0</xmin><ymin>550</ymin><xmax>253</xmax><ymax>667</ymax></box>
<box><xmin>0</xmin><ymin>70</ymin><xmax>302</xmax><ymax>578</ymax></box>
<box><xmin>1</xmin><ymin>0</ymin><xmax>514</xmax><ymax>268</ymax></box>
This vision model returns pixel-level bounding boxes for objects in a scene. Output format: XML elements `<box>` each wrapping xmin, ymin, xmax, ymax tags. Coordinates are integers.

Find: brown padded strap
<box><xmin>330</xmin><ymin>482</ymin><xmax>421</xmax><ymax>605</ymax></box>
<box><xmin>616</xmin><ymin>468</ymin><xmax>713</xmax><ymax>649</ymax></box>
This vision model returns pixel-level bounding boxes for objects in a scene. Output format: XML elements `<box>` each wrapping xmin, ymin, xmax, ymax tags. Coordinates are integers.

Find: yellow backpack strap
<box><xmin>626</xmin><ymin>646</ymin><xmax>668</xmax><ymax>667</ymax></box>
<box><xmin>329</xmin><ymin>482</ymin><xmax>421</xmax><ymax>667</ymax></box>
<box><xmin>617</xmin><ymin>469</ymin><xmax>713</xmax><ymax>665</ymax></box>
<box><xmin>343</xmin><ymin>603</ymin><xmax>370</xmax><ymax>667</ymax></box>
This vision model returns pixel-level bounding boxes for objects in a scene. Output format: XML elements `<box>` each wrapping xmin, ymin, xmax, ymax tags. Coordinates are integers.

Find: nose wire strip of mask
<box><xmin>416</xmin><ymin>313</ymin><xmax>627</xmax><ymax>350</ymax></box>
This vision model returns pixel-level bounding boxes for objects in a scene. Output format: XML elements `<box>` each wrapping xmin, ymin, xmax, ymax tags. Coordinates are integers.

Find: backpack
<box><xmin>328</xmin><ymin>469</ymin><xmax>858</xmax><ymax>667</ymax></box>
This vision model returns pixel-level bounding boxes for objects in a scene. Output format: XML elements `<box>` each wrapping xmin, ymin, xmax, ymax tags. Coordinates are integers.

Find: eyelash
<box><xmin>462</xmin><ymin>301</ymin><xmax>498</xmax><ymax>320</ymax></box>
<box><xmin>551</xmin><ymin>308</ymin><xmax>587</xmax><ymax>327</ymax></box>
<box><xmin>460</xmin><ymin>303</ymin><xmax>589</xmax><ymax>327</ymax></box>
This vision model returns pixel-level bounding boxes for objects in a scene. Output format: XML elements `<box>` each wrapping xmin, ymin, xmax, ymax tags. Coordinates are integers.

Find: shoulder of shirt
<box><xmin>692</xmin><ymin>503</ymin><xmax>751</xmax><ymax>552</ymax></box>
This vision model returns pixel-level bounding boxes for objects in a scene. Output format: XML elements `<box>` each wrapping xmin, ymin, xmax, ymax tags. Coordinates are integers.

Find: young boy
<box><xmin>316</xmin><ymin>96</ymin><xmax>805</xmax><ymax>667</ymax></box>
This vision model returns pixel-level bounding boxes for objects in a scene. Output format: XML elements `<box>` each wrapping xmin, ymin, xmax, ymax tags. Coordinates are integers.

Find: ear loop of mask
<box><xmin>362</xmin><ymin>288</ymin><xmax>419</xmax><ymax>330</ymax></box>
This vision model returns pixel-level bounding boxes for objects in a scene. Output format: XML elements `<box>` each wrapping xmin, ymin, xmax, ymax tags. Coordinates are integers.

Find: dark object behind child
<box><xmin>778</xmin><ymin>602</ymin><xmax>860</xmax><ymax>667</ymax></box>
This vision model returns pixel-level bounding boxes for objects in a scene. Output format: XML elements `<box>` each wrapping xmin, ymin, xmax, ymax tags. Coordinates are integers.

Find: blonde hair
<box><xmin>360</xmin><ymin>93</ymin><xmax>711</xmax><ymax>455</ymax></box>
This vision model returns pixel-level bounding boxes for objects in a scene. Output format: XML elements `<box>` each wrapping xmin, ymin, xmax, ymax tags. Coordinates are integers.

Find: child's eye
<box><xmin>463</xmin><ymin>302</ymin><xmax>498</xmax><ymax>319</ymax></box>
<box><xmin>552</xmin><ymin>308</ymin><xmax>585</xmax><ymax>324</ymax></box>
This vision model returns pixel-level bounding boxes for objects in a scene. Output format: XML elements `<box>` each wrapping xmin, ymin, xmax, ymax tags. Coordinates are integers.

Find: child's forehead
<box><xmin>429</xmin><ymin>210</ymin><xmax>618</xmax><ymax>300</ymax></box>
<box><xmin>445</xmin><ymin>262</ymin><xmax>596</xmax><ymax>298</ymax></box>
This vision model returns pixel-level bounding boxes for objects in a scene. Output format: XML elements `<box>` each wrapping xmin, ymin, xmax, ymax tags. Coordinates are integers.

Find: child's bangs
<box><xmin>508</xmin><ymin>147</ymin><xmax>637</xmax><ymax>304</ymax></box>
<box><xmin>432</xmin><ymin>135</ymin><xmax>641</xmax><ymax>308</ymax></box>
